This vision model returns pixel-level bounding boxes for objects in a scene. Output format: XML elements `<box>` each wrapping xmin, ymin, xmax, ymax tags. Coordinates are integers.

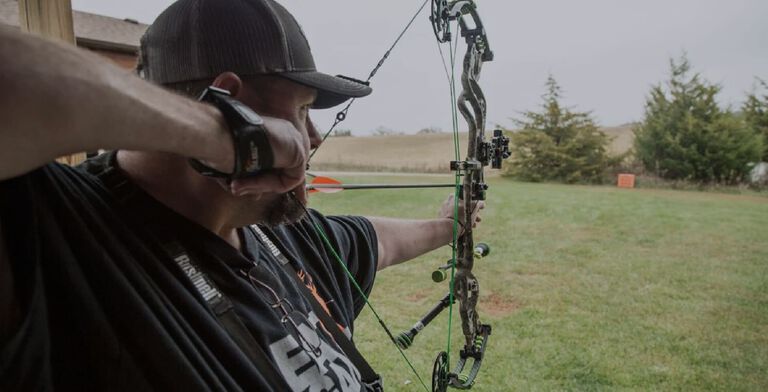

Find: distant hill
<box><xmin>312</xmin><ymin>133</ymin><xmax>457</xmax><ymax>173</ymax></box>
<box><xmin>601</xmin><ymin>124</ymin><xmax>636</xmax><ymax>154</ymax></box>
<box><xmin>312</xmin><ymin>126</ymin><xmax>635</xmax><ymax>173</ymax></box>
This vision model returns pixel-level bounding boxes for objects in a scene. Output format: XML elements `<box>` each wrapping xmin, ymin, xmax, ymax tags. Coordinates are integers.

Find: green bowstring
<box><xmin>296</xmin><ymin>201</ymin><xmax>430</xmax><ymax>392</ymax></box>
<box><xmin>434</xmin><ymin>15</ymin><xmax>464</xmax><ymax>376</ymax></box>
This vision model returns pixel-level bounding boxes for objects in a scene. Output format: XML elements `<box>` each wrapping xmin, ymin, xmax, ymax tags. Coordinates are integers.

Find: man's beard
<box><xmin>262</xmin><ymin>193</ymin><xmax>306</xmax><ymax>227</ymax></box>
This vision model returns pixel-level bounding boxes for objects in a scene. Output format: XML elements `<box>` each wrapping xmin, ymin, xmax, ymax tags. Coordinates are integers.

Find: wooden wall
<box><xmin>91</xmin><ymin>49</ymin><xmax>139</xmax><ymax>71</ymax></box>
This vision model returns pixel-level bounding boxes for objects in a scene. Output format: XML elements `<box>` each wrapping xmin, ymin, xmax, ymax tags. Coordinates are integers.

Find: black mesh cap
<box><xmin>139</xmin><ymin>0</ymin><xmax>372</xmax><ymax>109</ymax></box>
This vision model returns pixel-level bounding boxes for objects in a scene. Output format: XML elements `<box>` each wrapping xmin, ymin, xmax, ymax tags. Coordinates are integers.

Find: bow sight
<box><xmin>485</xmin><ymin>129</ymin><xmax>512</xmax><ymax>170</ymax></box>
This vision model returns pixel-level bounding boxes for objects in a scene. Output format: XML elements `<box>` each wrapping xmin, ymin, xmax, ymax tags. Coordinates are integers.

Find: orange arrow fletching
<box><xmin>307</xmin><ymin>176</ymin><xmax>343</xmax><ymax>194</ymax></box>
<box><xmin>313</xmin><ymin>176</ymin><xmax>342</xmax><ymax>185</ymax></box>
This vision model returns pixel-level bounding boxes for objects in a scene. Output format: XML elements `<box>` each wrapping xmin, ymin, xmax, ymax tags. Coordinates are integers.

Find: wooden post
<box><xmin>18</xmin><ymin>0</ymin><xmax>75</xmax><ymax>44</ymax></box>
<box><xmin>18</xmin><ymin>0</ymin><xmax>86</xmax><ymax>166</ymax></box>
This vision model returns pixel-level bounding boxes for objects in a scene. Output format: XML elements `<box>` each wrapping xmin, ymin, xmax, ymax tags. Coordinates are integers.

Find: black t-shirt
<box><xmin>0</xmin><ymin>152</ymin><xmax>378</xmax><ymax>391</ymax></box>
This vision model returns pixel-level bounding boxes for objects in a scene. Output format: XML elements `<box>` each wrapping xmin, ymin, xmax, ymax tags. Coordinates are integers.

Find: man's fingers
<box><xmin>469</xmin><ymin>201</ymin><xmax>484</xmax><ymax>218</ymax></box>
<box><xmin>263</xmin><ymin>117</ymin><xmax>309</xmax><ymax>170</ymax></box>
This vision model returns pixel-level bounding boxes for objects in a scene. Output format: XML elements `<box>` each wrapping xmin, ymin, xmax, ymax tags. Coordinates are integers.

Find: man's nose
<box><xmin>307</xmin><ymin>119</ymin><xmax>323</xmax><ymax>150</ymax></box>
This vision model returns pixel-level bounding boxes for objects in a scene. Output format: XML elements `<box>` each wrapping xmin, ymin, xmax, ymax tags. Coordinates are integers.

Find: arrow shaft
<box><xmin>307</xmin><ymin>183</ymin><xmax>455</xmax><ymax>191</ymax></box>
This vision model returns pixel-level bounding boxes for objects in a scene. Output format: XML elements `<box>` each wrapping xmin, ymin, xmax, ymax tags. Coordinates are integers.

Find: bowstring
<box><xmin>309</xmin><ymin>0</ymin><xmax>431</xmax><ymax>161</ymax></box>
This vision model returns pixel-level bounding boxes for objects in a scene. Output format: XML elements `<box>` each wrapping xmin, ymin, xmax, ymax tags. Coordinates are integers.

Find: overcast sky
<box><xmin>71</xmin><ymin>0</ymin><xmax>768</xmax><ymax>135</ymax></box>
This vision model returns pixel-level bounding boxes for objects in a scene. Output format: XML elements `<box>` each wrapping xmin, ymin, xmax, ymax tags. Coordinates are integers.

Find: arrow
<box><xmin>307</xmin><ymin>176</ymin><xmax>454</xmax><ymax>194</ymax></box>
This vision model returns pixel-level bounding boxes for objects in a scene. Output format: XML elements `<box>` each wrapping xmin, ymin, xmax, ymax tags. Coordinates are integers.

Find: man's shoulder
<box><xmin>0</xmin><ymin>153</ymin><xmax>111</xmax><ymax>202</ymax></box>
<box><xmin>265</xmin><ymin>210</ymin><xmax>376</xmax><ymax>261</ymax></box>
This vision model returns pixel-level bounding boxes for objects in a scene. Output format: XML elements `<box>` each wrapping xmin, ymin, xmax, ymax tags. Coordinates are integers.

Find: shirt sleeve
<box><xmin>324</xmin><ymin>213</ymin><xmax>379</xmax><ymax>304</ymax></box>
<box><xmin>307</xmin><ymin>209</ymin><xmax>378</xmax><ymax>318</ymax></box>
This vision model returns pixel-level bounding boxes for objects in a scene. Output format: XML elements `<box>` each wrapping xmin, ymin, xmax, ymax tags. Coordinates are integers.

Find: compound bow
<box><xmin>397</xmin><ymin>1</ymin><xmax>510</xmax><ymax>390</ymax></box>
<box><xmin>302</xmin><ymin>1</ymin><xmax>510</xmax><ymax>391</ymax></box>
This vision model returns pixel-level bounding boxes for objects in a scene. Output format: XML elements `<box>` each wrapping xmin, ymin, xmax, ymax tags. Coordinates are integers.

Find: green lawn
<box><xmin>309</xmin><ymin>176</ymin><xmax>768</xmax><ymax>391</ymax></box>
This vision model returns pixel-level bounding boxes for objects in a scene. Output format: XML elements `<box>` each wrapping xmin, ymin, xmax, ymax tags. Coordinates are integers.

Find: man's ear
<box><xmin>211</xmin><ymin>72</ymin><xmax>244</xmax><ymax>97</ymax></box>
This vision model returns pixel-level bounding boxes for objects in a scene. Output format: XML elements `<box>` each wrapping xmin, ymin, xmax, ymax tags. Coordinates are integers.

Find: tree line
<box><xmin>503</xmin><ymin>54</ymin><xmax>768</xmax><ymax>185</ymax></box>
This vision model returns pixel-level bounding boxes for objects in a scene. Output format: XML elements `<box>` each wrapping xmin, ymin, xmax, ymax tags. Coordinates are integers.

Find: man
<box><xmin>0</xmin><ymin>0</ymin><xmax>481</xmax><ymax>390</ymax></box>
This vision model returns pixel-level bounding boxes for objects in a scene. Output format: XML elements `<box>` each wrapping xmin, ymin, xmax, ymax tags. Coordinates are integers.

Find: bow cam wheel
<box><xmin>432</xmin><ymin>351</ymin><xmax>449</xmax><ymax>392</ymax></box>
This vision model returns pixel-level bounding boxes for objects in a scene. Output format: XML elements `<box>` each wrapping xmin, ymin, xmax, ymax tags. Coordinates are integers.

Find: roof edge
<box><xmin>76</xmin><ymin>37</ymin><xmax>138</xmax><ymax>54</ymax></box>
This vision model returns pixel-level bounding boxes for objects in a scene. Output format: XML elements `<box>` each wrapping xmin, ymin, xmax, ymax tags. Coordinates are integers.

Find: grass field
<box><xmin>309</xmin><ymin>175</ymin><xmax>768</xmax><ymax>391</ymax></box>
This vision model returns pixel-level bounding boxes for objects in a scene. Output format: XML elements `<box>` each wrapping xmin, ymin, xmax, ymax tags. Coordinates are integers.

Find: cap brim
<box><xmin>280</xmin><ymin>72</ymin><xmax>372</xmax><ymax>109</ymax></box>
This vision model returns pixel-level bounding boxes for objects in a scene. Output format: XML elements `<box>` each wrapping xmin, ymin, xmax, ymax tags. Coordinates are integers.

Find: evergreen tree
<box><xmin>743</xmin><ymin>78</ymin><xmax>768</xmax><ymax>161</ymax></box>
<box><xmin>504</xmin><ymin>76</ymin><xmax>618</xmax><ymax>183</ymax></box>
<box><xmin>633</xmin><ymin>55</ymin><xmax>762</xmax><ymax>184</ymax></box>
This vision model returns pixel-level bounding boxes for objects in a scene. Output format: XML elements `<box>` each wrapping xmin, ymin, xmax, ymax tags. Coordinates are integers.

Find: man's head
<box><xmin>137</xmin><ymin>0</ymin><xmax>371</xmax><ymax>226</ymax></box>
<box><xmin>213</xmin><ymin>71</ymin><xmax>318</xmax><ymax>227</ymax></box>
<box><xmin>138</xmin><ymin>0</ymin><xmax>371</xmax><ymax>109</ymax></box>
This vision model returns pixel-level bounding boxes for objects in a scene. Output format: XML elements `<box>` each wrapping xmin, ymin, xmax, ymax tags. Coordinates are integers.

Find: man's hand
<box><xmin>369</xmin><ymin>196</ymin><xmax>486</xmax><ymax>270</ymax></box>
<box><xmin>231</xmin><ymin>116</ymin><xmax>309</xmax><ymax>197</ymax></box>
<box><xmin>439</xmin><ymin>194</ymin><xmax>485</xmax><ymax>236</ymax></box>
<box><xmin>197</xmin><ymin>114</ymin><xmax>309</xmax><ymax>198</ymax></box>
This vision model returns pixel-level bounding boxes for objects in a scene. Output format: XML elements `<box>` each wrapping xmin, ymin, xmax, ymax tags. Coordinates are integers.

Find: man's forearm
<box><xmin>367</xmin><ymin>217</ymin><xmax>454</xmax><ymax>270</ymax></box>
<box><xmin>0</xmin><ymin>26</ymin><xmax>230</xmax><ymax>180</ymax></box>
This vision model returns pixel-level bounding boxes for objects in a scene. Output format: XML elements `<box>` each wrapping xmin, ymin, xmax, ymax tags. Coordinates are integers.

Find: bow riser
<box><xmin>458</xmin><ymin>51</ymin><xmax>487</xmax><ymax>136</ymax></box>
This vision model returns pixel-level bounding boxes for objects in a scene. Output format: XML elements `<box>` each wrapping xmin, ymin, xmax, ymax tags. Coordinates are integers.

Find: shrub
<box><xmin>503</xmin><ymin>76</ymin><xmax>619</xmax><ymax>183</ymax></box>
<box><xmin>331</xmin><ymin>128</ymin><xmax>352</xmax><ymax>137</ymax></box>
<box><xmin>743</xmin><ymin>78</ymin><xmax>768</xmax><ymax>161</ymax></box>
<box><xmin>417</xmin><ymin>126</ymin><xmax>443</xmax><ymax>134</ymax></box>
<box><xmin>634</xmin><ymin>55</ymin><xmax>762</xmax><ymax>184</ymax></box>
<box><xmin>372</xmin><ymin>126</ymin><xmax>402</xmax><ymax>136</ymax></box>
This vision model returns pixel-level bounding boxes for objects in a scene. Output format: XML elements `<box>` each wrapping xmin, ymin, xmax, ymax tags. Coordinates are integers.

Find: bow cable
<box><xmin>291</xmin><ymin>195</ymin><xmax>431</xmax><ymax>392</ymax></box>
<box><xmin>310</xmin><ymin>0</ymin><xmax>431</xmax><ymax>160</ymax></box>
